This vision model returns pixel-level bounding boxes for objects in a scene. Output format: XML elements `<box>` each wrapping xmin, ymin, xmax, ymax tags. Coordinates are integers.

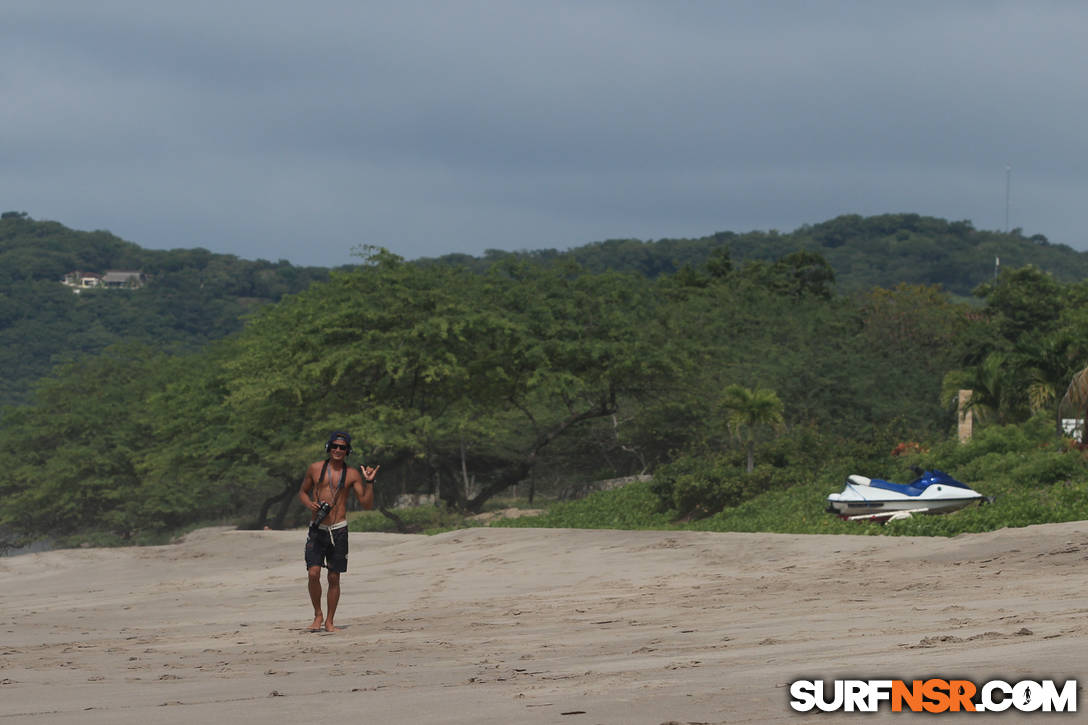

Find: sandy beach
<box><xmin>1</xmin><ymin>522</ymin><xmax>1086</xmax><ymax>724</ymax></box>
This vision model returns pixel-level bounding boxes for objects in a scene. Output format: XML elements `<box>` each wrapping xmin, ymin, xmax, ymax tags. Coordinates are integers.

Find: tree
<box><xmin>770</xmin><ymin>250</ymin><xmax>836</xmax><ymax>299</ymax></box>
<box><xmin>1007</xmin><ymin>333</ymin><xmax>1084</xmax><ymax>435</ymax></box>
<box><xmin>220</xmin><ymin>249</ymin><xmax>683</xmax><ymax>515</ymax></box>
<box><xmin>941</xmin><ymin>353</ymin><xmax>1020</xmax><ymax>426</ymax></box>
<box><xmin>718</xmin><ymin>385</ymin><xmax>785</xmax><ymax>472</ymax></box>
<box><xmin>0</xmin><ymin>345</ymin><xmax>184</xmax><ymax>544</ymax></box>
<box><xmin>975</xmin><ymin>265</ymin><xmax>1065</xmax><ymax>343</ymax></box>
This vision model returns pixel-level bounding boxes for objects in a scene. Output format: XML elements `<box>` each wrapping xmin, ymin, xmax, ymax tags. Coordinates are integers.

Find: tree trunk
<box><xmin>253</xmin><ymin>478</ymin><xmax>296</xmax><ymax>530</ymax></box>
<box><xmin>437</xmin><ymin>465</ymin><xmax>470</xmax><ymax>511</ymax></box>
<box><xmin>369</xmin><ymin>476</ymin><xmax>410</xmax><ymax>533</ymax></box>
<box><xmin>270</xmin><ymin>483</ymin><xmax>297</xmax><ymax>529</ymax></box>
<box><xmin>465</xmin><ymin>398</ymin><xmax>617</xmax><ymax>513</ymax></box>
<box><xmin>376</xmin><ymin>504</ymin><xmax>409</xmax><ymax>533</ymax></box>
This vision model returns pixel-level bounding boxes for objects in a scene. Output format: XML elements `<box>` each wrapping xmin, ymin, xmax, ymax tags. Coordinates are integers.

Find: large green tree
<box><xmin>220</xmin><ymin>249</ymin><xmax>682</xmax><ymax>514</ymax></box>
<box><xmin>0</xmin><ymin>346</ymin><xmax>192</xmax><ymax>545</ymax></box>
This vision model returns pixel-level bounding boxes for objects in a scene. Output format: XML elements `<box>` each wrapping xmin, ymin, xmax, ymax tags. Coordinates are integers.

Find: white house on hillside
<box><xmin>62</xmin><ymin>270</ymin><xmax>145</xmax><ymax>293</ymax></box>
<box><xmin>61</xmin><ymin>270</ymin><xmax>103</xmax><ymax>291</ymax></box>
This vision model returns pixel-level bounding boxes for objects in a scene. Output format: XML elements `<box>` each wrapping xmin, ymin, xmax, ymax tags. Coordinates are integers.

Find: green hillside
<box><xmin>0</xmin><ymin>212</ymin><xmax>330</xmax><ymax>406</ymax></box>
<box><xmin>5</xmin><ymin>210</ymin><xmax>1086</xmax><ymax>411</ymax></box>
<box><xmin>426</xmin><ymin>213</ymin><xmax>1088</xmax><ymax>296</ymax></box>
<box><xmin>4</xmin><ymin>210</ymin><xmax>1083</xmax><ymax>411</ymax></box>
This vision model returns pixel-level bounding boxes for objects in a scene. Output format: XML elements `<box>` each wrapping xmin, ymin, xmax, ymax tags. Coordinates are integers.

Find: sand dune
<box><xmin>1</xmin><ymin>522</ymin><xmax>1086</xmax><ymax>723</ymax></box>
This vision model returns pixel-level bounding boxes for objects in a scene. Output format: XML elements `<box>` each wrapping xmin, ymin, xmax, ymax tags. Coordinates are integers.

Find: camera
<box><xmin>312</xmin><ymin>501</ymin><xmax>332</xmax><ymax>526</ymax></box>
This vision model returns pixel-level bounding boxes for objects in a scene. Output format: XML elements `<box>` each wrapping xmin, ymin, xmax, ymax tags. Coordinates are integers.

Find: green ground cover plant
<box><xmin>494</xmin><ymin>481</ymin><xmax>676</xmax><ymax>531</ymax></box>
<box><xmin>492</xmin><ymin>415</ymin><xmax>1088</xmax><ymax>537</ymax></box>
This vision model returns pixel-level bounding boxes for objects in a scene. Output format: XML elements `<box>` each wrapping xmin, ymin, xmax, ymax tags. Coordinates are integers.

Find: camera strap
<box><xmin>318</xmin><ymin>458</ymin><xmax>348</xmax><ymax>504</ymax></box>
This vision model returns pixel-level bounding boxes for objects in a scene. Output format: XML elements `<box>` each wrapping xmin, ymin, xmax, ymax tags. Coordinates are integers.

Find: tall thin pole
<box><xmin>1005</xmin><ymin>164</ymin><xmax>1012</xmax><ymax>233</ymax></box>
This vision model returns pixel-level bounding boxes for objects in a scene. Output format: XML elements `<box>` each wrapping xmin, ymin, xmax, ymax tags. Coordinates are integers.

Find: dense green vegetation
<box><xmin>0</xmin><ymin>212</ymin><xmax>330</xmax><ymax>406</ymax></box>
<box><xmin>7</xmin><ymin>210</ymin><xmax>1088</xmax><ymax>410</ymax></box>
<box><xmin>494</xmin><ymin>416</ymin><xmax>1088</xmax><ymax>536</ymax></box>
<box><xmin>350</xmin><ymin>413</ymin><xmax>1088</xmax><ymax>536</ymax></box>
<box><xmin>424</xmin><ymin>213</ymin><xmax>1088</xmax><ymax>297</ymax></box>
<box><xmin>4</xmin><ymin>210</ymin><xmax>1088</xmax><ymax>550</ymax></box>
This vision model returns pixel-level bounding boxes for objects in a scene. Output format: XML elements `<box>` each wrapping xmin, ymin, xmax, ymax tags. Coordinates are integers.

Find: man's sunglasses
<box><xmin>329</xmin><ymin>443</ymin><xmax>349</xmax><ymax>451</ymax></box>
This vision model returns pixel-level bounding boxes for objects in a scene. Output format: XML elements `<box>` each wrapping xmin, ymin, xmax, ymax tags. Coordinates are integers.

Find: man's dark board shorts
<box><xmin>305</xmin><ymin>523</ymin><xmax>348</xmax><ymax>572</ymax></box>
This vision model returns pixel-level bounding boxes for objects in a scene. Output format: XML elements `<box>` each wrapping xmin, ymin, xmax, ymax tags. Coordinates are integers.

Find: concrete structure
<box><xmin>958</xmin><ymin>389</ymin><xmax>973</xmax><ymax>443</ymax></box>
<box><xmin>62</xmin><ymin>270</ymin><xmax>144</xmax><ymax>292</ymax></box>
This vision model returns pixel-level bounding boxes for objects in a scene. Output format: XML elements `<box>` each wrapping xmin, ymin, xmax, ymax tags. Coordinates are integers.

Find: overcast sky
<box><xmin>3</xmin><ymin>1</ymin><xmax>1086</xmax><ymax>267</ymax></box>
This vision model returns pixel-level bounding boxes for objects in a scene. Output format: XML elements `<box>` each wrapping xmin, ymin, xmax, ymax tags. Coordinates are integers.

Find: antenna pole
<box><xmin>1004</xmin><ymin>164</ymin><xmax>1012</xmax><ymax>233</ymax></box>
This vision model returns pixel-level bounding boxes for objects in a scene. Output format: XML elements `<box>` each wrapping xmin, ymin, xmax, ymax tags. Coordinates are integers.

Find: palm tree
<box><xmin>719</xmin><ymin>385</ymin><xmax>785</xmax><ymax>472</ymax></box>
<box><xmin>940</xmin><ymin>352</ymin><xmax>1014</xmax><ymax>425</ymax></box>
<box><xmin>1011</xmin><ymin>334</ymin><xmax>1080</xmax><ymax>435</ymax></box>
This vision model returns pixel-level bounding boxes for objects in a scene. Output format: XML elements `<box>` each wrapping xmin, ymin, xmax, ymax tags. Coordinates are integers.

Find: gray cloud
<box><xmin>3</xmin><ymin>1</ymin><xmax>1086</xmax><ymax>266</ymax></box>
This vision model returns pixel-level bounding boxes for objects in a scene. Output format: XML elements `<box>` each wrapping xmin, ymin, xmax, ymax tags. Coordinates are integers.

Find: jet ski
<box><xmin>826</xmin><ymin>468</ymin><xmax>986</xmax><ymax>521</ymax></box>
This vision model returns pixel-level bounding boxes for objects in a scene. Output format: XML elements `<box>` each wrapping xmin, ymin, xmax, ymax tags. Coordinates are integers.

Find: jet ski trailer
<box><xmin>826</xmin><ymin>469</ymin><xmax>986</xmax><ymax>522</ymax></box>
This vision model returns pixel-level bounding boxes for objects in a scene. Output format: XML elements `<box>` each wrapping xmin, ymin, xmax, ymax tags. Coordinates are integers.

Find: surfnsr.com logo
<box><xmin>789</xmin><ymin>679</ymin><xmax>1077</xmax><ymax>713</ymax></box>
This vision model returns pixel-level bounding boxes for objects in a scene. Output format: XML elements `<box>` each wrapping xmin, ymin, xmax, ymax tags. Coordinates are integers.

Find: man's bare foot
<box><xmin>308</xmin><ymin>613</ymin><xmax>324</xmax><ymax>632</ymax></box>
<box><xmin>324</xmin><ymin>620</ymin><xmax>337</xmax><ymax>633</ymax></box>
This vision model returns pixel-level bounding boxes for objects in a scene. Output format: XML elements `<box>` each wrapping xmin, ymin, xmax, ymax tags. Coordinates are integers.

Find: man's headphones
<box><xmin>325</xmin><ymin>430</ymin><xmax>353</xmax><ymax>455</ymax></box>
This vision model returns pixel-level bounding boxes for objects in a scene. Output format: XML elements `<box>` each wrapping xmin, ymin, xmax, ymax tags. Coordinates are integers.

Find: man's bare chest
<box><xmin>316</xmin><ymin>465</ymin><xmax>347</xmax><ymax>502</ymax></box>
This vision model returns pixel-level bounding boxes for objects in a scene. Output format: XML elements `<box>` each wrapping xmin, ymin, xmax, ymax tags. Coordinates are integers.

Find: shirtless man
<box><xmin>298</xmin><ymin>431</ymin><xmax>378</xmax><ymax>633</ymax></box>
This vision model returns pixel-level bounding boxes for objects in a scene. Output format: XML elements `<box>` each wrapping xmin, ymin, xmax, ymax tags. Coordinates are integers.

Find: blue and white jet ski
<box><xmin>826</xmin><ymin>468</ymin><xmax>986</xmax><ymax>521</ymax></box>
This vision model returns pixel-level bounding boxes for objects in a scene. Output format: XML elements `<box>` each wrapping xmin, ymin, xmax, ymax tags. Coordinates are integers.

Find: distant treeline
<box><xmin>3</xmin><ymin>210</ymin><xmax>1088</xmax><ymax>549</ymax></box>
<box><xmin>5</xmin><ymin>211</ymin><xmax>1086</xmax><ymax>408</ymax></box>
<box><xmin>422</xmin><ymin>213</ymin><xmax>1087</xmax><ymax>297</ymax></box>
